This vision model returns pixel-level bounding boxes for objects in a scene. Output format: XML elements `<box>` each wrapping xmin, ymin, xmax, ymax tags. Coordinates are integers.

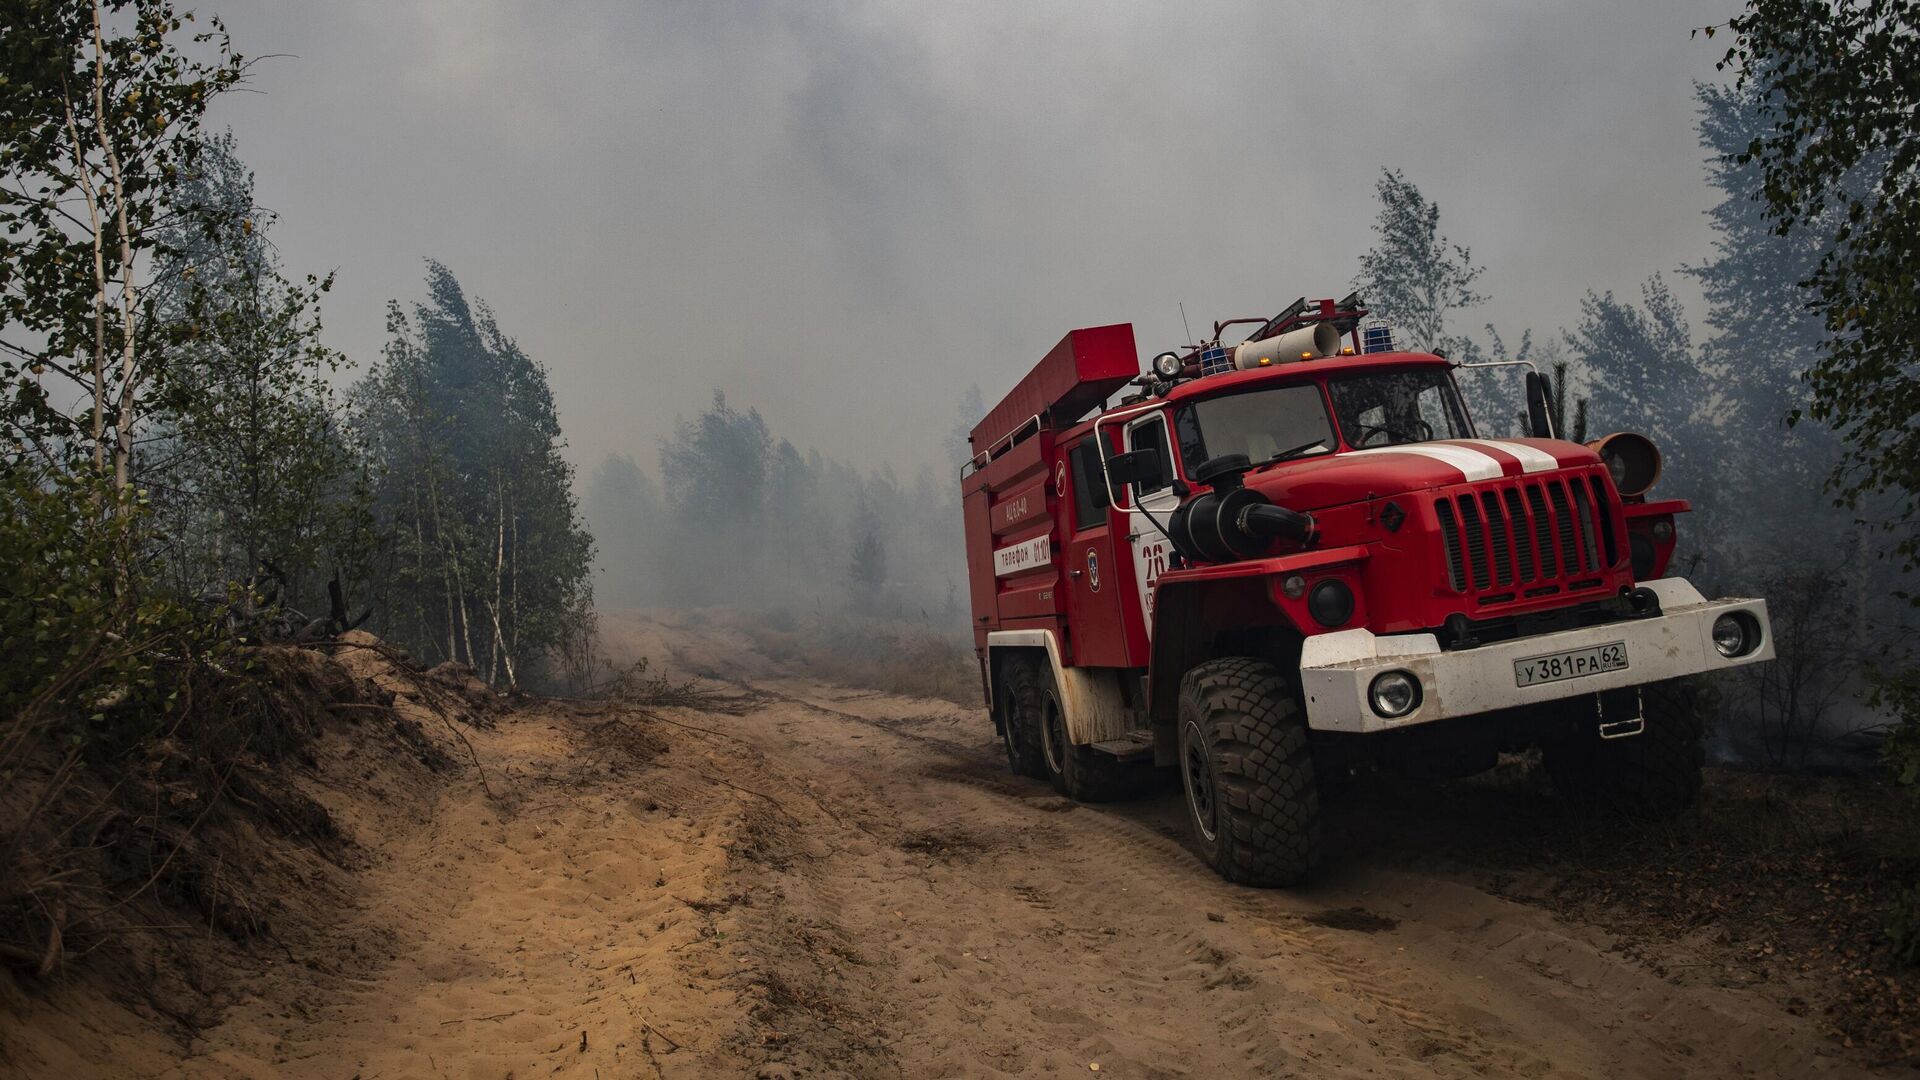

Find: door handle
<box><xmin>1069</xmin><ymin>569</ymin><xmax>1083</xmax><ymax>579</ymax></box>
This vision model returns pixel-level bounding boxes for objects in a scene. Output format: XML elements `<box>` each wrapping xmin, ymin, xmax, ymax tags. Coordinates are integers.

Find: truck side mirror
<box><xmin>1525</xmin><ymin>371</ymin><xmax>1555</xmax><ymax>439</ymax></box>
<box><xmin>1106</xmin><ymin>448</ymin><xmax>1166</xmax><ymax>495</ymax></box>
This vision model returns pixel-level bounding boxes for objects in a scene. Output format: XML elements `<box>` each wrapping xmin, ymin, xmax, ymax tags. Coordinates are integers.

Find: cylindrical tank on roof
<box><xmin>1233</xmin><ymin>322</ymin><xmax>1341</xmax><ymax>370</ymax></box>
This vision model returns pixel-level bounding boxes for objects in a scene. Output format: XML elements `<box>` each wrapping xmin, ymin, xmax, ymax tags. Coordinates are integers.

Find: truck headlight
<box><xmin>1712</xmin><ymin>612</ymin><xmax>1761</xmax><ymax>658</ymax></box>
<box><xmin>1369</xmin><ymin>671</ymin><xmax>1421</xmax><ymax>718</ymax></box>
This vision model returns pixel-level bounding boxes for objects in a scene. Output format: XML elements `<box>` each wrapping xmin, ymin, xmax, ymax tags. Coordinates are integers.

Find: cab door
<box><xmin>1060</xmin><ymin>435</ymin><xmax>1130</xmax><ymax>666</ymax></box>
<box><xmin>1122</xmin><ymin>412</ymin><xmax>1179</xmax><ymax>642</ymax></box>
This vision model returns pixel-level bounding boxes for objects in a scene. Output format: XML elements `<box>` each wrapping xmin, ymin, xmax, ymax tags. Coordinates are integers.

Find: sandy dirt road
<box><xmin>8</xmin><ymin>616</ymin><xmax>1876</xmax><ymax>1079</ymax></box>
<box><xmin>672</xmin><ymin>673</ymin><xmax>1861</xmax><ymax>1079</ymax></box>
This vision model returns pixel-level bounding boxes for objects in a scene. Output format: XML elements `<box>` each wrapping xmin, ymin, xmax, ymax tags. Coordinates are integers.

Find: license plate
<box><xmin>1514</xmin><ymin>641</ymin><xmax>1628</xmax><ymax>687</ymax></box>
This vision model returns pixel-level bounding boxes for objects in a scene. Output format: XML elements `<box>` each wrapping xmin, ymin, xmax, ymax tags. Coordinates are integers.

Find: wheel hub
<box><xmin>1182</xmin><ymin>721</ymin><xmax>1217</xmax><ymax>843</ymax></box>
<box><xmin>1040</xmin><ymin>695</ymin><xmax>1067</xmax><ymax>776</ymax></box>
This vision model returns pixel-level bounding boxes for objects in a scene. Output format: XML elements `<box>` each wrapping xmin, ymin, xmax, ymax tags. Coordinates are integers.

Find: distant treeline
<box><xmin>584</xmin><ymin>390</ymin><xmax>969</xmax><ymax>623</ymax></box>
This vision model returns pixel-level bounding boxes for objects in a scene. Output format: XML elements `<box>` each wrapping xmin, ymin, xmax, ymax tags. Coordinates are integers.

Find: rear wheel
<box><xmin>1013</xmin><ymin>659</ymin><xmax>1149</xmax><ymax>802</ymax></box>
<box><xmin>1544</xmin><ymin>678</ymin><xmax>1704</xmax><ymax>819</ymax></box>
<box><xmin>1177</xmin><ymin>657</ymin><xmax>1320</xmax><ymax>886</ymax></box>
<box><xmin>999</xmin><ymin>663</ymin><xmax>1048</xmax><ymax>779</ymax></box>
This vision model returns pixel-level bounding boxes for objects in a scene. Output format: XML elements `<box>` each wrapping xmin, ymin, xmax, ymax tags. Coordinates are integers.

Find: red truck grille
<box><xmin>1432</xmin><ymin>472</ymin><xmax>1618</xmax><ymax>603</ymax></box>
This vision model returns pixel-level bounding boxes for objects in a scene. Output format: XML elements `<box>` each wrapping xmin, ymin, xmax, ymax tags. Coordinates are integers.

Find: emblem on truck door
<box><xmin>1086</xmin><ymin>550</ymin><xmax>1100</xmax><ymax>592</ymax></box>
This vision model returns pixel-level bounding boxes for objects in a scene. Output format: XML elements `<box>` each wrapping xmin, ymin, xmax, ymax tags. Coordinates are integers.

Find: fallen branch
<box><xmin>439</xmin><ymin>1010</ymin><xmax>520</xmax><ymax>1025</ymax></box>
<box><xmin>641</xmin><ymin>1019</ymin><xmax>682</xmax><ymax>1052</ymax></box>
<box><xmin>686</xmin><ymin>770</ymin><xmax>800</xmax><ymax>823</ymax></box>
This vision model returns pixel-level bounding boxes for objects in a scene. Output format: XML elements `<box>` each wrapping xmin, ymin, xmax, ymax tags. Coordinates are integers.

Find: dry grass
<box><xmin>725</xmin><ymin>609</ymin><xmax>977</xmax><ymax>706</ymax></box>
<box><xmin>0</xmin><ymin>637</ymin><xmax>466</xmax><ymax>1045</ymax></box>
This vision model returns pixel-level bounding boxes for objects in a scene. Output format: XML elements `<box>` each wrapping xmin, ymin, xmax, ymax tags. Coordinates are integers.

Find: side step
<box><xmin>1090</xmin><ymin>729</ymin><xmax>1155</xmax><ymax>761</ymax></box>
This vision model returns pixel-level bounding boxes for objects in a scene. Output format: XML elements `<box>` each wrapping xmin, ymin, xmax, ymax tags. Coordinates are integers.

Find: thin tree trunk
<box><xmin>407</xmin><ymin>479</ymin><xmax>433</xmax><ymax>654</ymax></box>
<box><xmin>92</xmin><ymin>0</ymin><xmax>142</xmax><ymax>491</ymax></box>
<box><xmin>489</xmin><ymin>471</ymin><xmax>504</xmax><ymax>684</ymax></box>
<box><xmin>60</xmin><ymin>94</ymin><xmax>109</xmax><ymax>480</ymax></box>
<box><xmin>426</xmin><ymin>468</ymin><xmax>462</xmax><ymax>664</ymax></box>
<box><xmin>485</xmin><ymin>599</ymin><xmax>517</xmax><ymax>690</ymax></box>
<box><xmin>244</xmin><ymin>343</ymin><xmax>261</xmax><ymax>572</ymax></box>
<box><xmin>507</xmin><ymin>484</ymin><xmax>520</xmax><ymax>672</ymax></box>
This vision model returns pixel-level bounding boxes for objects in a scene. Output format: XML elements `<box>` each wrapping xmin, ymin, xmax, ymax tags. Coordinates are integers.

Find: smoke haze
<box><xmin>207</xmin><ymin>0</ymin><xmax>1734</xmax><ymax>479</ymax></box>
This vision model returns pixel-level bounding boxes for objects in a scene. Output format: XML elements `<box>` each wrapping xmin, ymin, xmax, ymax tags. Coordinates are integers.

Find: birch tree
<box><xmin>139</xmin><ymin>132</ymin><xmax>369</xmax><ymax>607</ymax></box>
<box><xmin>353</xmin><ymin>263</ymin><xmax>592</xmax><ymax>688</ymax></box>
<box><xmin>1352</xmin><ymin>168</ymin><xmax>1486</xmax><ymax>354</ymax></box>
<box><xmin>0</xmin><ymin>0</ymin><xmax>244</xmax><ymax>489</ymax></box>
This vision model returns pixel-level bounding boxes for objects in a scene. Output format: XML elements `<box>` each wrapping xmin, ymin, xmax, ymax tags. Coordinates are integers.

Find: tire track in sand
<box><xmin>694</xmin><ymin>672</ymin><xmax>1865</xmax><ymax>1079</ymax></box>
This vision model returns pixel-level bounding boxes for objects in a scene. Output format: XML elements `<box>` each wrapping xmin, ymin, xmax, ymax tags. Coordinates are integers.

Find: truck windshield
<box><xmin>1326</xmin><ymin>368</ymin><xmax>1473</xmax><ymax>448</ymax></box>
<box><xmin>1174</xmin><ymin>384</ymin><xmax>1336</xmax><ymax>470</ymax></box>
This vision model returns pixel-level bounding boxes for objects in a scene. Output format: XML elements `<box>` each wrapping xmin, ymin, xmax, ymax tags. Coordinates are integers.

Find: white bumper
<box><xmin>1298</xmin><ymin>579</ymin><xmax>1772</xmax><ymax>734</ymax></box>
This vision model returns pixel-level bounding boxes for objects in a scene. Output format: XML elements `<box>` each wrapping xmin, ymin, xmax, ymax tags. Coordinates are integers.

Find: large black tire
<box><xmin>1000</xmin><ymin>663</ymin><xmax>1049</xmax><ymax>779</ymax></box>
<box><xmin>1176</xmin><ymin>657</ymin><xmax>1320</xmax><ymax>886</ymax></box>
<box><xmin>1543</xmin><ymin>678</ymin><xmax>1704</xmax><ymax>819</ymax></box>
<box><xmin>1009</xmin><ymin>658</ymin><xmax>1150</xmax><ymax>802</ymax></box>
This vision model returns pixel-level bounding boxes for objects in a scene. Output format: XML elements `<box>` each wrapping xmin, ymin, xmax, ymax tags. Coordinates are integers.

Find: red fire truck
<box><xmin>960</xmin><ymin>296</ymin><xmax>1773</xmax><ymax>886</ymax></box>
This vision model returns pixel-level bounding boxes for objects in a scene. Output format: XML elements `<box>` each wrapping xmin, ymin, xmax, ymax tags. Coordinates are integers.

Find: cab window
<box><xmin>1126</xmin><ymin>416</ymin><xmax>1173</xmax><ymax>499</ymax></box>
<box><xmin>1068</xmin><ymin>440</ymin><xmax>1109</xmax><ymax>531</ymax></box>
<box><xmin>1175</xmin><ymin>383</ymin><xmax>1335</xmax><ymax>470</ymax></box>
<box><xmin>1326</xmin><ymin>368</ymin><xmax>1473</xmax><ymax>448</ymax></box>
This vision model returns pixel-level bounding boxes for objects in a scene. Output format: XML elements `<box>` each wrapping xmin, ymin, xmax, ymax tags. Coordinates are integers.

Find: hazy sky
<box><xmin>208</xmin><ymin>0</ymin><xmax>1736</xmax><ymax>480</ymax></box>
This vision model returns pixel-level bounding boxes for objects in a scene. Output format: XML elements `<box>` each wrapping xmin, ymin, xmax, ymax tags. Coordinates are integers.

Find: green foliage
<box><xmin>660</xmin><ymin>390</ymin><xmax>771</xmax><ymax>530</ymax></box>
<box><xmin>1678</xmin><ymin>75</ymin><xmax>1879</xmax><ymax>585</ymax></box>
<box><xmin>1561</xmin><ymin>275</ymin><xmax>1701</xmax><ymax>454</ymax></box>
<box><xmin>1352</xmin><ymin>168</ymin><xmax>1486</xmax><ymax>353</ymax></box>
<box><xmin>1460</xmin><ymin>326</ymin><xmax>1588</xmax><ymax>440</ymax></box>
<box><xmin>139</xmin><ymin>132</ymin><xmax>373</xmax><ymax>610</ymax></box>
<box><xmin>848</xmin><ymin>518</ymin><xmax>887</xmax><ymax>612</ymax></box>
<box><xmin>653</xmin><ymin>390</ymin><xmax>772</xmax><ymax>604</ymax></box>
<box><xmin>1718</xmin><ymin>0</ymin><xmax>1920</xmax><ymax>582</ymax></box>
<box><xmin>0</xmin><ymin>465</ymin><xmax>223</xmax><ymax>762</ymax></box>
<box><xmin>1868</xmin><ymin>664</ymin><xmax>1920</xmax><ymax>786</ymax></box>
<box><xmin>0</xmin><ymin>0</ymin><xmax>245</xmax><ymax>480</ymax></box>
<box><xmin>1546</xmin><ymin>360</ymin><xmax>1589</xmax><ymax>444</ymax></box>
<box><xmin>352</xmin><ymin>262</ymin><xmax>593</xmax><ymax>687</ymax></box>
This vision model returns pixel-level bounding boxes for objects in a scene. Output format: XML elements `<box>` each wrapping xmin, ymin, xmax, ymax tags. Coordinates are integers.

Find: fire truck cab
<box><xmin>960</xmin><ymin>296</ymin><xmax>1773</xmax><ymax>887</ymax></box>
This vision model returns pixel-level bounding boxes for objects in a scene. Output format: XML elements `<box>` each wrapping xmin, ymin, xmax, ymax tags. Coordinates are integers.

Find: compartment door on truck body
<box><xmin>1124</xmin><ymin>412</ymin><xmax>1179</xmax><ymax>642</ymax></box>
<box><xmin>1060</xmin><ymin>436</ymin><xmax>1131</xmax><ymax>666</ymax></box>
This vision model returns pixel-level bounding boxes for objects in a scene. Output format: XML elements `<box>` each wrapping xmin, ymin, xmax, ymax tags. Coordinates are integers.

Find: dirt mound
<box><xmin>0</xmin><ymin>635</ymin><xmax>485</xmax><ymax>1075</ymax></box>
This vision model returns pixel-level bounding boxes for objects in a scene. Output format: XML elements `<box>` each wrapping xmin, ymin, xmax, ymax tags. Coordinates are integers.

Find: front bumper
<box><xmin>1297</xmin><ymin>578</ymin><xmax>1771</xmax><ymax>733</ymax></box>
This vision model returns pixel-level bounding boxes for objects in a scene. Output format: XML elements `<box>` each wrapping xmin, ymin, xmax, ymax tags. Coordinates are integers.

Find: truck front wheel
<box><xmin>1177</xmin><ymin>657</ymin><xmax>1321</xmax><ymax>887</ymax></box>
<box><xmin>1543</xmin><ymin>678</ymin><xmax>1705</xmax><ymax>819</ymax></box>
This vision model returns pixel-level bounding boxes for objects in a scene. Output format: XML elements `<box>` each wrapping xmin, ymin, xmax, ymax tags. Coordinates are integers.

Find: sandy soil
<box><xmin>1</xmin><ymin>612</ymin><xmax>1890</xmax><ymax>1078</ymax></box>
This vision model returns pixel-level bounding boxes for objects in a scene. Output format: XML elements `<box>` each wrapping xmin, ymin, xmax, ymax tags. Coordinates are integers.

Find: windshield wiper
<box><xmin>1263</xmin><ymin>439</ymin><xmax>1328</xmax><ymax>465</ymax></box>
